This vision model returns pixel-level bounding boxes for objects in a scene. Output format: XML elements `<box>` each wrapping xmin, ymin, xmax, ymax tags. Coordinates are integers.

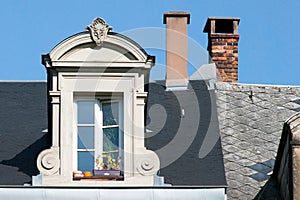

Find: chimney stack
<box><xmin>204</xmin><ymin>17</ymin><xmax>240</xmax><ymax>82</ymax></box>
<box><xmin>164</xmin><ymin>11</ymin><xmax>190</xmax><ymax>90</ymax></box>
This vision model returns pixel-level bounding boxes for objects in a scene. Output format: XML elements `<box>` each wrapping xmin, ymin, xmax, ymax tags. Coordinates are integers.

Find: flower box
<box><xmin>93</xmin><ymin>169</ymin><xmax>121</xmax><ymax>177</ymax></box>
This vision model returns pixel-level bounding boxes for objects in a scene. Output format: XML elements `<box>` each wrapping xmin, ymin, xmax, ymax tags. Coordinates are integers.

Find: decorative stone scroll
<box><xmin>87</xmin><ymin>18</ymin><xmax>112</xmax><ymax>46</ymax></box>
<box><xmin>37</xmin><ymin>146</ymin><xmax>60</xmax><ymax>176</ymax></box>
<box><xmin>136</xmin><ymin>148</ymin><xmax>160</xmax><ymax>176</ymax></box>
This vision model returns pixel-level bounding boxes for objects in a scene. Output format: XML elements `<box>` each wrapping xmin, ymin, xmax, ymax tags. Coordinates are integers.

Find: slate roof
<box><xmin>0</xmin><ymin>82</ymin><xmax>49</xmax><ymax>185</ymax></box>
<box><xmin>146</xmin><ymin>80</ymin><xmax>227</xmax><ymax>186</ymax></box>
<box><xmin>3</xmin><ymin>78</ymin><xmax>295</xmax><ymax>197</ymax></box>
<box><xmin>0</xmin><ymin>78</ymin><xmax>300</xmax><ymax>199</ymax></box>
<box><xmin>0</xmin><ymin>80</ymin><xmax>226</xmax><ymax>187</ymax></box>
<box><xmin>215</xmin><ymin>82</ymin><xmax>300</xmax><ymax>199</ymax></box>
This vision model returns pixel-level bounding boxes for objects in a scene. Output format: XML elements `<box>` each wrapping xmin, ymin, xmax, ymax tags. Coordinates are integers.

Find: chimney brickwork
<box><xmin>204</xmin><ymin>17</ymin><xmax>240</xmax><ymax>83</ymax></box>
<box><xmin>164</xmin><ymin>11</ymin><xmax>190</xmax><ymax>90</ymax></box>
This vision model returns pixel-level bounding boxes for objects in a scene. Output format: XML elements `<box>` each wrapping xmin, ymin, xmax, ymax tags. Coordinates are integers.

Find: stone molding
<box><xmin>44</xmin><ymin>32</ymin><xmax>151</xmax><ymax>68</ymax></box>
<box><xmin>37</xmin><ymin>146</ymin><xmax>60</xmax><ymax>176</ymax></box>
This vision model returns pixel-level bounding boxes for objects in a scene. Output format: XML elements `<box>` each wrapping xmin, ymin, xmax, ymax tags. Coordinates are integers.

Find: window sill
<box><xmin>73</xmin><ymin>175</ymin><xmax>124</xmax><ymax>181</ymax></box>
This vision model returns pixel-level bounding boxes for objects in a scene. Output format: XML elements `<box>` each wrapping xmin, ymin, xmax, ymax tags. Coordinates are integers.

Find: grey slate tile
<box><xmin>239</xmin><ymin>185</ymin><xmax>260</xmax><ymax>196</ymax></box>
<box><xmin>235</xmin><ymin>159</ymin><xmax>256</xmax><ymax>167</ymax></box>
<box><xmin>227</xmin><ymin>189</ymin><xmax>244</xmax><ymax>199</ymax></box>
<box><xmin>292</xmin><ymin>98</ymin><xmax>300</xmax><ymax>105</ymax></box>
<box><xmin>249</xmin><ymin>172</ymin><xmax>270</xmax><ymax>182</ymax></box>
<box><xmin>260</xmin><ymin>151</ymin><xmax>277</xmax><ymax>160</ymax></box>
<box><xmin>234</xmin><ymin>151</ymin><xmax>257</xmax><ymax>160</ymax></box>
<box><xmin>243</xmin><ymin>103</ymin><xmax>260</xmax><ymax>112</ymax></box>
<box><xmin>225</xmin><ymin>162</ymin><xmax>242</xmax><ymax>171</ymax></box>
<box><xmin>227</xmin><ymin>179</ymin><xmax>241</xmax><ymax>189</ymax></box>
<box><xmin>230</xmin><ymin>107</ymin><xmax>251</xmax><ymax>116</ymax></box>
<box><xmin>223</xmin><ymin>153</ymin><xmax>241</xmax><ymax>162</ymax></box>
<box><xmin>256</xmin><ymin>101</ymin><xmax>275</xmax><ymax>110</ymax></box>
<box><xmin>226</xmin><ymin>171</ymin><xmax>245</xmax><ymax>180</ymax></box>
<box><xmin>231</xmin><ymin>115</ymin><xmax>251</xmax><ymax>126</ymax></box>
<box><xmin>249</xmin><ymin>163</ymin><xmax>273</xmax><ymax>174</ymax></box>
<box><xmin>283</xmin><ymin>102</ymin><xmax>300</xmax><ymax>110</ymax></box>
<box><xmin>261</xmin><ymin>159</ymin><xmax>275</xmax><ymax>168</ymax></box>
<box><xmin>222</xmin><ymin>136</ymin><xmax>240</xmax><ymax>145</ymax></box>
<box><xmin>223</xmin><ymin>145</ymin><xmax>241</xmax><ymax>153</ymax></box>
<box><xmin>232</xmin><ymin>132</ymin><xmax>253</xmax><ymax>141</ymax></box>
<box><xmin>294</xmin><ymin>107</ymin><xmax>300</xmax><ymax>112</ymax></box>
<box><xmin>232</xmin><ymin>124</ymin><xmax>252</xmax><ymax>133</ymax></box>
<box><xmin>238</xmin><ymin>167</ymin><xmax>257</xmax><ymax>176</ymax></box>
<box><xmin>234</xmin><ymin>141</ymin><xmax>253</xmax><ymax>150</ymax></box>
<box><xmin>248</xmin><ymin>154</ymin><xmax>269</xmax><ymax>163</ymax></box>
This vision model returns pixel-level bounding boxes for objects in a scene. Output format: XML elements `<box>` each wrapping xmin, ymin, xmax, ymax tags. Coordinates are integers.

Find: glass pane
<box><xmin>103</xmin><ymin>127</ymin><xmax>119</xmax><ymax>152</ymax></box>
<box><xmin>78</xmin><ymin>151</ymin><xmax>94</xmax><ymax>172</ymax></box>
<box><xmin>78</xmin><ymin>101</ymin><xmax>94</xmax><ymax>124</ymax></box>
<box><xmin>78</xmin><ymin>127</ymin><xmax>94</xmax><ymax>149</ymax></box>
<box><xmin>102</xmin><ymin>102</ymin><xmax>119</xmax><ymax>126</ymax></box>
<box><xmin>102</xmin><ymin>151</ymin><xmax>121</xmax><ymax>170</ymax></box>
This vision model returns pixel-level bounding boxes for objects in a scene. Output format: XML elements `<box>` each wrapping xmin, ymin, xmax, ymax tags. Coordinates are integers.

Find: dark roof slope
<box><xmin>146</xmin><ymin>80</ymin><xmax>227</xmax><ymax>186</ymax></box>
<box><xmin>0</xmin><ymin>80</ymin><xmax>226</xmax><ymax>187</ymax></box>
<box><xmin>0</xmin><ymin>82</ymin><xmax>49</xmax><ymax>185</ymax></box>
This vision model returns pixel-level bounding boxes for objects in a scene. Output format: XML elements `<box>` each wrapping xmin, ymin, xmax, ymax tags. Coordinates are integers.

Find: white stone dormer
<box><xmin>35</xmin><ymin>18</ymin><xmax>159</xmax><ymax>186</ymax></box>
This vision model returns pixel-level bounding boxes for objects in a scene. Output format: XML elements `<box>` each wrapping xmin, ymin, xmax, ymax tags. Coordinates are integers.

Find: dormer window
<box><xmin>35</xmin><ymin>18</ymin><xmax>159</xmax><ymax>186</ymax></box>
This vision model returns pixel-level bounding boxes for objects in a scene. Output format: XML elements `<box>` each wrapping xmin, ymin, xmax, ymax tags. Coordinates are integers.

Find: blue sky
<box><xmin>0</xmin><ymin>0</ymin><xmax>299</xmax><ymax>85</ymax></box>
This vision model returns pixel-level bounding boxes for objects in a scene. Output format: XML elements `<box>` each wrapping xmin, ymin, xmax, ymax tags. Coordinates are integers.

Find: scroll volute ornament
<box><xmin>37</xmin><ymin>146</ymin><xmax>60</xmax><ymax>176</ymax></box>
<box><xmin>136</xmin><ymin>148</ymin><xmax>160</xmax><ymax>176</ymax></box>
<box><xmin>87</xmin><ymin>18</ymin><xmax>112</xmax><ymax>46</ymax></box>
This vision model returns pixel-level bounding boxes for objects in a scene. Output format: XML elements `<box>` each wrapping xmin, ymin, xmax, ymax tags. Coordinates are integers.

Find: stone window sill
<box><xmin>73</xmin><ymin>175</ymin><xmax>124</xmax><ymax>181</ymax></box>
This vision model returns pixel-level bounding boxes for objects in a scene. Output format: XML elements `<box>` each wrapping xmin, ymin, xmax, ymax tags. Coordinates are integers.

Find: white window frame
<box><xmin>73</xmin><ymin>95</ymin><xmax>124</xmax><ymax>172</ymax></box>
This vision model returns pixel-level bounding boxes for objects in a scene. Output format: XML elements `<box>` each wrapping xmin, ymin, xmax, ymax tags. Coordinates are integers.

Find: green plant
<box><xmin>95</xmin><ymin>154</ymin><xmax>121</xmax><ymax>170</ymax></box>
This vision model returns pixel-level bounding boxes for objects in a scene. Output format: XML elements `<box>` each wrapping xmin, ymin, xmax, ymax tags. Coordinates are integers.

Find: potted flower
<box><xmin>93</xmin><ymin>154</ymin><xmax>122</xmax><ymax>177</ymax></box>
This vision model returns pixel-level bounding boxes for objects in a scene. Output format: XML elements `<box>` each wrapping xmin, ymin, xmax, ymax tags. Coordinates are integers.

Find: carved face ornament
<box><xmin>87</xmin><ymin>18</ymin><xmax>112</xmax><ymax>46</ymax></box>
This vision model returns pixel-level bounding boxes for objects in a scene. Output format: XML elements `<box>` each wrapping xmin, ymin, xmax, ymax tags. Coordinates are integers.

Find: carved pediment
<box><xmin>87</xmin><ymin>18</ymin><xmax>112</xmax><ymax>46</ymax></box>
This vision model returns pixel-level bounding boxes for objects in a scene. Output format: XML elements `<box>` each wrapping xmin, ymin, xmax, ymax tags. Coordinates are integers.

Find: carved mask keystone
<box><xmin>87</xmin><ymin>18</ymin><xmax>112</xmax><ymax>46</ymax></box>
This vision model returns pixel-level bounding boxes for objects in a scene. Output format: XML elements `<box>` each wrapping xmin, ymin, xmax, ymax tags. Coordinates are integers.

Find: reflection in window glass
<box><xmin>78</xmin><ymin>127</ymin><xmax>94</xmax><ymax>149</ymax></box>
<box><xmin>78</xmin><ymin>152</ymin><xmax>94</xmax><ymax>172</ymax></box>
<box><xmin>102</xmin><ymin>102</ymin><xmax>119</xmax><ymax>126</ymax></box>
<box><xmin>103</xmin><ymin>127</ymin><xmax>119</xmax><ymax>152</ymax></box>
<box><xmin>78</xmin><ymin>101</ymin><xmax>94</xmax><ymax>124</ymax></box>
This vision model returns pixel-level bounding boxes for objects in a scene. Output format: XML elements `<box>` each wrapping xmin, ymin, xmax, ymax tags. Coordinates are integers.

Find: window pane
<box><xmin>103</xmin><ymin>127</ymin><xmax>119</xmax><ymax>152</ymax></box>
<box><xmin>78</xmin><ymin>127</ymin><xmax>94</xmax><ymax>149</ymax></box>
<box><xmin>102</xmin><ymin>102</ymin><xmax>119</xmax><ymax>126</ymax></box>
<box><xmin>78</xmin><ymin>151</ymin><xmax>94</xmax><ymax>172</ymax></box>
<box><xmin>78</xmin><ymin>101</ymin><xmax>94</xmax><ymax>124</ymax></box>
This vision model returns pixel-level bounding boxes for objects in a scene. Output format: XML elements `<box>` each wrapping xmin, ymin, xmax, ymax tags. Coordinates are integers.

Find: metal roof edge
<box><xmin>0</xmin><ymin>80</ymin><xmax>47</xmax><ymax>82</ymax></box>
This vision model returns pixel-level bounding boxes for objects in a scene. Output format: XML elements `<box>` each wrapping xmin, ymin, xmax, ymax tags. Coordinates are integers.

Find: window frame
<box><xmin>73</xmin><ymin>94</ymin><xmax>124</xmax><ymax>173</ymax></box>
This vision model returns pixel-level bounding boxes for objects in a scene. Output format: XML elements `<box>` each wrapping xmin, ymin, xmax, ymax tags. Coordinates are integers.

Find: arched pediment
<box><xmin>44</xmin><ymin>31</ymin><xmax>153</xmax><ymax>68</ymax></box>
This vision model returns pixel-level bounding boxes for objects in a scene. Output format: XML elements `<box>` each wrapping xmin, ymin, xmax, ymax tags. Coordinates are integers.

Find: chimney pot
<box><xmin>164</xmin><ymin>11</ymin><xmax>190</xmax><ymax>90</ymax></box>
<box><xmin>204</xmin><ymin>17</ymin><xmax>240</xmax><ymax>83</ymax></box>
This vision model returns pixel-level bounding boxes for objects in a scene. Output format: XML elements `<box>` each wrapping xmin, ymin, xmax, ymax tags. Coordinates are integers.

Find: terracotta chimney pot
<box><xmin>164</xmin><ymin>11</ymin><xmax>190</xmax><ymax>90</ymax></box>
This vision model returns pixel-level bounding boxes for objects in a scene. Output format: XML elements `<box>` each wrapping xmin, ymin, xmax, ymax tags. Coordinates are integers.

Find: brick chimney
<box><xmin>203</xmin><ymin>17</ymin><xmax>240</xmax><ymax>82</ymax></box>
<box><xmin>164</xmin><ymin>11</ymin><xmax>190</xmax><ymax>90</ymax></box>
